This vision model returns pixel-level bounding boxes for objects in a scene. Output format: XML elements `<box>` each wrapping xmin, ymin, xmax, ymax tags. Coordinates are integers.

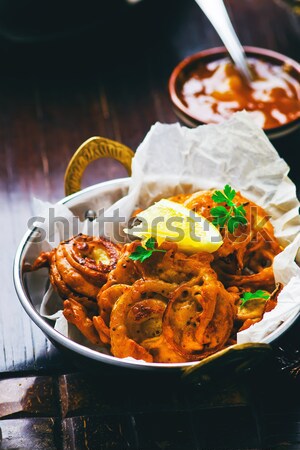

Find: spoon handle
<box><xmin>194</xmin><ymin>0</ymin><xmax>252</xmax><ymax>81</ymax></box>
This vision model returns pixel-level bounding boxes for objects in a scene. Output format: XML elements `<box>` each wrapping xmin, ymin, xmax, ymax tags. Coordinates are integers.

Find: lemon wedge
<box><xmin>124</xmin><ymin>199</ymin><xmax>223</xmax><ymax>254</ymax></box>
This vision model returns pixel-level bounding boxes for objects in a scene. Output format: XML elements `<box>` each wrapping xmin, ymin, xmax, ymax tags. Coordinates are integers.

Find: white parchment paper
<box><xmin>27</xmin><ymin>111</ymin><xmax>300</xmax><ymax>352</ymax></box>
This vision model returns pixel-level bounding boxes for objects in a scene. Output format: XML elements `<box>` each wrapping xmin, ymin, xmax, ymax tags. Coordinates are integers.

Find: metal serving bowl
<box><xmin>13</xmin><ymin>136</ymin><xmax>300</xmax><ymax>380</ymax></box>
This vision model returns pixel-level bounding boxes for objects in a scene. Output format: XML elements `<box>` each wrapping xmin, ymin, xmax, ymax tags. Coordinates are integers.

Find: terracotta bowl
<box><xmin>168</xmin><ymin>46</ymin><xmax>300</xmax><ymax>139</ymax></box>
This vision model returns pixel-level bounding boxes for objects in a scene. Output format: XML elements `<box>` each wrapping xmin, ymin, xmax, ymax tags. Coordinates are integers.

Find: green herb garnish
<box><xmin>128</xmin><ymin>237</ymin><xmax>166</xmax><ymax>263</ymax></box>
<box><xmin>240</xmin><ymin>290</ymin><xmax>270</xmax><ymax>307</ymax></box>
<box><xmin>211</xmin><ymin>184</ymin><xmax>247</xmax><ymax>233</ymax></box>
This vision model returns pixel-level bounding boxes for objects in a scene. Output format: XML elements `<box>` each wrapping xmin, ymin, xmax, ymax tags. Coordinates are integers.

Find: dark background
<box><xmin>0</xmin><ymin>1</ymin><xmax>300</xmax><ymax>448</ymax></box>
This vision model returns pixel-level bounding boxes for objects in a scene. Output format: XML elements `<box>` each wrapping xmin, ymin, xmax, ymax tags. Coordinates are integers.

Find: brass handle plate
<box><xmin>182</xmin><ymin>342</ymin><xmax>272</xmax><ymax>385</ymax></box>
<box><xmin>64</xmin><ymin>136</ymin><xmax>135</xmax><ymax>196</ymax></box>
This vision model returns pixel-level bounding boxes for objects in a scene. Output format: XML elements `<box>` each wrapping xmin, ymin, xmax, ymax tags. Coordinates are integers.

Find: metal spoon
<box><xmin>194</xmin><ymin>0</ymin><xmax>252</xmax><ymax>82</ymax></box>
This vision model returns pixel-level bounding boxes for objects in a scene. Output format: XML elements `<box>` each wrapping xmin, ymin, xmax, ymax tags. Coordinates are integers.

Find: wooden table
<box><xmin>1</xmin><ymin>0</ymin><xmax>300</xmax><ymax>448</ymax></box>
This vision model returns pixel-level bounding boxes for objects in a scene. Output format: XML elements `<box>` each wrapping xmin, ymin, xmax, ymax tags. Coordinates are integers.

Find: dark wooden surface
<box><xmin>0</xmin><ymin>0</ymin><xmax>300</xmax><ymax>448</ymax></box>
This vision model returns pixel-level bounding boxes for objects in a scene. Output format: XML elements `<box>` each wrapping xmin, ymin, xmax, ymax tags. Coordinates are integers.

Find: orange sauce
<box><xmin>179</xmin><ymin>57</ymin><xmax>300</xmax><ymax>129</ymax></box>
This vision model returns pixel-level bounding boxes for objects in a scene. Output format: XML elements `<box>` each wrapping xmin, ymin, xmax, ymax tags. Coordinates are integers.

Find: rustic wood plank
<box><xmin>190</xmin><ymin>407</ymin><xmax>260</xmax><ymax>449</ymax></box>
<box><xmin>62</xmin><ymin>415</ymin><xmax>134</xmax><ymax>450</ymax></box>
<box><xmin>0</xmin><ymin>376</ymin><xmax>58</xmax><ymax>418</ymax></box>
<box><xmin>0</xmin><ymin>418</ymin><xmax>58</xmax><ymax>449</ymax></box>
<box><xmin>133</xmin><ymin>412</ymin><xmax>195</xmax><ymax>450</ymax></box>
<box><xmin>59</xmin><ymin>373</ymin><xmax>130</xmax><ymax>418</ymax></box>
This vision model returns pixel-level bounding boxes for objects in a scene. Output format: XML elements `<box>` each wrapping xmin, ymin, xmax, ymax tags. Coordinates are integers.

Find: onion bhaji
<box><xmin>27</xmin><ymin>188</ymin><xmax>283</xmax><ymax>363</ymax></box>
<box><xmin>28</xmin><ymin>234</ymin><xmax>121</xmax><ymax>309</ymax></box>
<box><xmin>171</xmin><ymin>190</ymin><xmax>282</xmax><ymax>291</ymax></box>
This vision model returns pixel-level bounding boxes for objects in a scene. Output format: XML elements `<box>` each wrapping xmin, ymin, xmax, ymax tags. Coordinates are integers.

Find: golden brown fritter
<box><xmin>104</xmin><ymin>248</ymin><xmax>238</xmax><ymax>362</ymax></box>
<box><xmin>109</xmin><ymin>279</ymin><xmax>184</xmax><ymax>363</ymax></box>
<box><xmin>27</xmin><ymin>187</ymin><xmax>283</xmax><ymax>364</ymax></box>
<box><xmin>29</xmin><ymin>234</ymin><xmax>121</xmax><ymax>304</ymax></box>
<box><xmin>171</xmin><ymin>189</ymin><xmax>282</xmax><ymax>291</ymax></box>
<box><xmin>63</xmin><ymin>299</ymin><xmax>102</xmax><ymax>345</ymax></box>
<box><xmin>163</xmin><ymin>255</ymin><xmax>237</xmax><ymax>361</ymax></box>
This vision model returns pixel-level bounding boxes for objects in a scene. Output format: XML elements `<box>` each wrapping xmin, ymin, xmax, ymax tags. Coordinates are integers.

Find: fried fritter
<box><xmin>28</xmin><ymin>234</ymin><xmax>121</xmax><ymax>305</ymax></box>
<box><xmin>63</xmin><ymin>299</ymin><xmax>102</xmax><ymax>345</ymax></box>
<box><xmin>109</xmin><ymin>279</ymin><xmax>184</xmax><ymax>363</ymax></box>
<box><xmin>106</xmin><ymin>249</ymin><xmax>238</xmax><ymax>362</ymax></box>
<box><xmin>163</xmin><ymin>255</ymin><xmax>237</xmax><ymax>361</ymax></box>
<box><xmin>27</xmin><ymin>187</ymin><xmax>283</xmax><ymax>364</ymax></box>
<box><xmin>171</xmin><ymin>189</ymin><xmax>282</xmax><ymax>291</ymax></box>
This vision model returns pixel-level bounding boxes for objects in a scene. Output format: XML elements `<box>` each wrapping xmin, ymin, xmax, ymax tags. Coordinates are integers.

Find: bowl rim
<box><xmin>13</xmin><ymin>177</ymin><xmax>300</xmax><ymax>371</ymax></box>
<box><xmin>168</xmin><ymin>45</ymin><xmax>300</xmax><ymax>135</ymax></box>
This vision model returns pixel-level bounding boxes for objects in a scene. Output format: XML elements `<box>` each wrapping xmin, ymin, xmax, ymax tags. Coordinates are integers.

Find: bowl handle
<box><xmin>64</xmin><ymin>136</ymin><xmax>135</xmax><ymax>196</ymax></box>
<box><xmin>181</xmin><ymin>342</ymin><xmax>272</xmax><ymax>385</ymax></box>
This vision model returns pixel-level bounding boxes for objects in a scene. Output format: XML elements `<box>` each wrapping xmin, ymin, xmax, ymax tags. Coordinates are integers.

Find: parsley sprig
<box><xmin>211</xmin><ymin>184</ymin><xmax>247</xmax><ymax>233</ymax></box>
<box><xmin>128</xmin><ymin>237</ymin><xmax>166</xmax><ymax>263</ymax></box>
<box><xmin>240</xmin><ymin>290</ymin><xmax>270</xmax><ymax>307</ymax></box>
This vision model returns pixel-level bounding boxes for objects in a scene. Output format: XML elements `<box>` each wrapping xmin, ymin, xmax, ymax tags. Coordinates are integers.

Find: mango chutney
<box><xmin>178</xmin><ymin>57</ymin><xmax>300</xmax><ymax>130</ymax></box>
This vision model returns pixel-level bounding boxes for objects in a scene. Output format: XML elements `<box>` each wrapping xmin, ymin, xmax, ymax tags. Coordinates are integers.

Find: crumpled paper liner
<box><xmin>26</xmin><ymin>111</ymin><xmax>300</xmax><ymax>357</ymax></box>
